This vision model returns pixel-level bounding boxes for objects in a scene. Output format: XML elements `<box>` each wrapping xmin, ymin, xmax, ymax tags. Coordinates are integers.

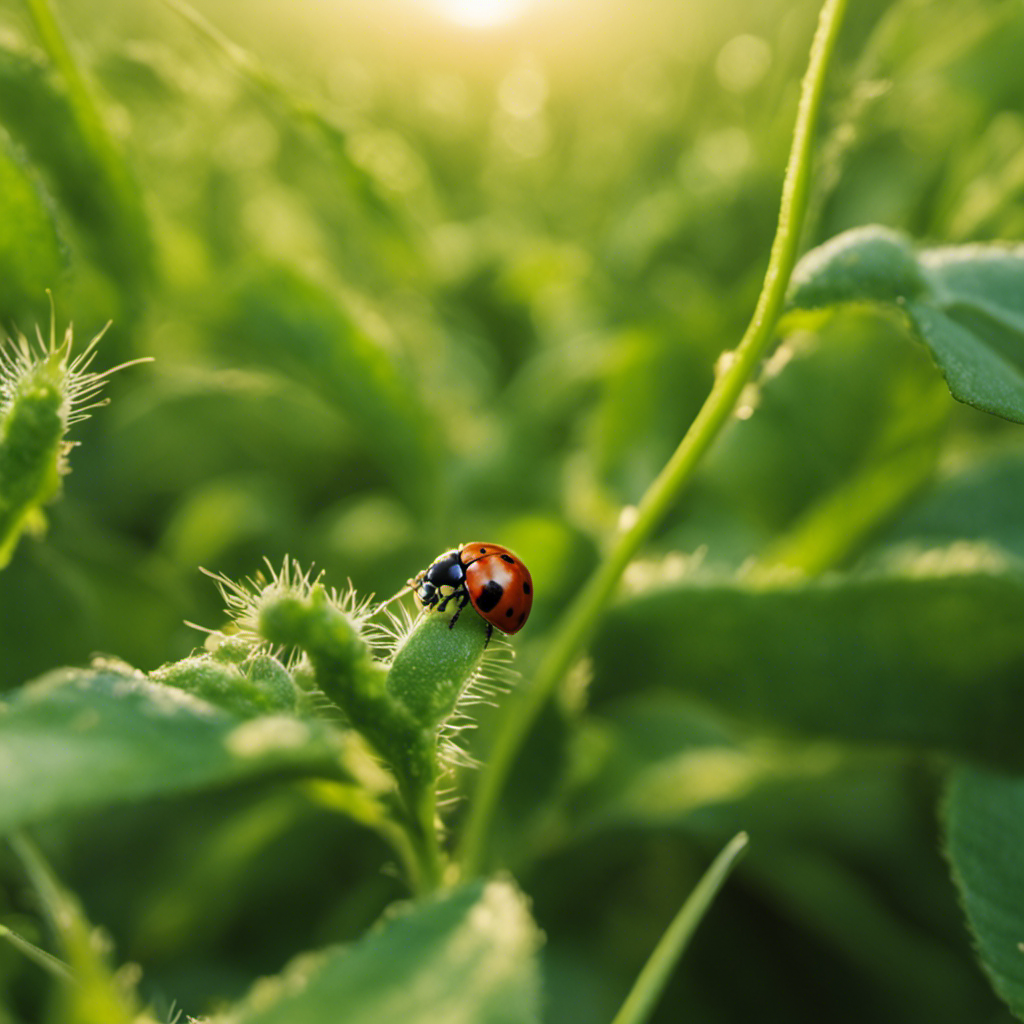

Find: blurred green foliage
<box><xmin>2</xmin><ymin>0</ymin><xmax>1024</xmax><ymax>1021</ymax></box>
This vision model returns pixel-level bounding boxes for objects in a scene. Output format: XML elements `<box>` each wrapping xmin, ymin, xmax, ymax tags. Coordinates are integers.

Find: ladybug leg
<box><xmin>483</xmin><ymin>622</ymin><xmax>493</xmax><ymax>648</ymax></box>
<box><xmin>446</xmin><ymin>588</ymin><xmax>471</xmax><ymax>629</ymax></box>
<box><xmin>437</xmin><ymin>583</ymin><xmax>466</xmax><ymax>615</ymax></box>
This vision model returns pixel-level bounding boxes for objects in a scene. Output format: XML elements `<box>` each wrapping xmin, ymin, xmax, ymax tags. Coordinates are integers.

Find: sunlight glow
<box><xmin>428</xmin><ymin>0</ymin><xmax>530</xmax><ymax>29</ymax></box>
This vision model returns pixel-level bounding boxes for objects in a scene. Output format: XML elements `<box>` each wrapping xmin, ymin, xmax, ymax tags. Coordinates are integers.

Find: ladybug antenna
<box><xmin>375</xmin><ymin>582</ymin><xmax>414</xmax><ymax>612</ymax></box>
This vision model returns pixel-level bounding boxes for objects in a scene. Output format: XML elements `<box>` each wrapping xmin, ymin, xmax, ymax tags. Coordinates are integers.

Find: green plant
<box><xmin>0</xmin><ymin>312</ymin><xmax>139</xmax><ymax>569</ymax></box>
<box><xmin>3</xmin><ymin>0</ymin><xmax>1024</xmax><ymax>1021</ymax></box>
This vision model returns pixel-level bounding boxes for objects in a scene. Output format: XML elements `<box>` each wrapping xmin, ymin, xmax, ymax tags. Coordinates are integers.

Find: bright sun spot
<box><xmin>428</xmin><ymin>0</ymin><xmax>529</xmax><ymax>29</ymax></box>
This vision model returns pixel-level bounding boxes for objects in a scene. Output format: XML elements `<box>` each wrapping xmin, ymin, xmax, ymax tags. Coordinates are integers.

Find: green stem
<box><xmin>457</xmin><ymin>0</ymin><xmax>849</xmax><ymax>878</ymax></box>
<box><xmin>23</xmin><ymin>0</ymin><xmax>89</xmax><ymax>110</ymax></box>
<box><xmin>0</xmin><ymin>923</ymin><xmax>75</xmax><ymax>986</ymax></box>
<box><xmin>407</xmin><ymin>783</ymin><xmax>445</xmax><ymax>894</ymax></box>
<box><xmin>610</xmin><ymin>834</ymin><xmax>749</xmax><ymax>1024</ymax></box>
<box><xmin>393</xmin><ymin>768</ymin><xmax>446</xmax><ymax>894</ymax></box>
<box><xmin>300</xmin><ymin>778</ymin><xmax>432</xmax><ymax>896</ymax></box>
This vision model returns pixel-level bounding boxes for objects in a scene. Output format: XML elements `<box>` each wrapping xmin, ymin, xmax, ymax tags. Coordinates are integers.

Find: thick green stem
<box><xmin>403</xmin><ymin>779</ymin><xmax>445</xmax><ymax>893</ymax></box>
<box><xmin>386</xmin><ymin>610</ymin><xmax>489</xmax><ymax>892</ymax></box>
<box><xmin>259</xmin><ymin>590</ymin><xmax>438</xmax><ymax>886</ymax></box>
<box><xmin>457</xmin><ymin>0</ymin><xmax>849</xmax><ymax>878</ymax></box>
<box><xmin>260</xmin><ymin>587</ymin><xmax>489</xmax><ymax>894</ymax></box>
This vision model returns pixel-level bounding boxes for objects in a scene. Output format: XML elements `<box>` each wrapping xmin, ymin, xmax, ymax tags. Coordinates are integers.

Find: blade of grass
<box><xmin>9</xmin><ymin>832</ymin><xmax>139</xmax><ymax>1023</ymax></box>
<box><xmin>22</xmin><ymin>0</ymin><xmax>152</xmax><ymax>292</ymax></box>
<box><xmin>610</xmin><ymin>833</ymin><xmax>749</xmax><ymax>1024</ymax></box>
<box><xmin>22</xmin><ymin>0</ymin><xmax>105</xmax><ymax>153</ymax></box>
<box><xmin>0</xmin><ymin>922</ymin><xmax>75</xmax><ymax>985</ymax></box>
<box><xmin>458</xmin><ymin>0</ymin><xmax>850</xmax><ymax>877</ymax></box>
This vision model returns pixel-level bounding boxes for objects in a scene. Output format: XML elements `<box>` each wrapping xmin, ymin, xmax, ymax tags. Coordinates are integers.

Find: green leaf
<box><xmin>877</xmin><ymin>449</ymin><xmax>1024</xmax><ymax>561</ymax></box>
<box><xmin>945</xmin><ymin>765</ymin><xmax>1024</xmax><ymax>1020</ymax></box>
<box><xmin>0</xmin><ymin>666</ymin><xmax>353</xmax><ymax>833</ymax></box>
<box><xmin>788</xmin><ymin>226</ymin><xmax>1024</xmax><ymax>423</ymax></box>
<box><xmin>0</xmin><ymin>131</ymin><xmax>64</xmax><ymax>318</ymax></box>
<box><xmin>151</xmin><ymin>650</ymin><xmax>303</xmax><ymax>717</ymax></box>
<box><xmin>219</xmin><ymin>264</ymin><xmax>439</xmax><ymax>506</ymax></box>
<box><xmin>698</xmin><ymin>308</ymin><xmax>947</xmax><ymax>570</ymax></box>
<box><xmin>787</xmin><ymin>225</ymin><xmax>927</xmax><ymax>308</ymax></box>
<box><xmin>570</xmin><ymin>694</ymin><xmax>864</xmax><ymax>835</ymax></box>
<box><xmin>219</xmin><ymin>879</ymin><xmax>542</xmax><ymax>1024</ymax></box>
<box><xmin>921</xmin><ymin>244</ymin><xmax>1024</xmax><ymax>338</ymax></box>
<box><xmin>590</xmin><ymin>547</ymin><xmax>1024</xmax><ymax>766</ymax></box>
<box><xmin>0</xmin><ymin>29</ymin><xmax>151</xmax><ymax>301</ymax></box>
<box><xmin>903</xmin><ymin>301</ymin><xmax>1024</xmax><ymax>424</ymax></box>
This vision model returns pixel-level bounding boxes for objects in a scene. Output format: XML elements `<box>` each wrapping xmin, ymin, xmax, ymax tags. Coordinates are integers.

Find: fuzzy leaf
<box><xmin>787</xmin><ymin>225</ymin><xmax>927</xmax><ymax>307</ymax></box>
<box><xmin>788</xmin><ymin>226</ymin><xmax>1024</xmax><ymax>423</ymax></box>
<box><xmin>945</xmin><ymin>765</ymin><xmax>1024</xmax><ymax>1020</ymax></box>
<box><xmin>591</xmin><ymin>547</ymin><xmax>1024</xmax><ymax>766</ymax></box>
<box><xmin>904</xmin><ymin>301</ymin><xmax>1024</xmax><ymax>424</ymax></box>
<box><xmin>219</xmin><ymin>879</ymin><xmax>542</xmax><ymax>1024</ymax></box>
<box><xmin>921</xmin><ymin>245</ymin><xmax>1024</xmax><ymax>338</ymax></box>
<box><xmin>0</xmin><ymin>667</ymin><xmax>352</xmax><ymax>832</ymax></box>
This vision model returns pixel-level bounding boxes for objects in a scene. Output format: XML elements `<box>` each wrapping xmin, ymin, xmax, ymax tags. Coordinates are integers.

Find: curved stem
<box><xmin>458</xmin><ymin>0</ymin><xmax>849</xmax><ymax>878</ymax></box>
<box><xmin>610</xmin><ymin>833</ymin><xmax>749</xmax><ymax>1024</ymax></box>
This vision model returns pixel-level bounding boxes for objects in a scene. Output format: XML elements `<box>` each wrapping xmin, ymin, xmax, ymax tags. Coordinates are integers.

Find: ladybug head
<box><xmin>416</xmin><ymin>578</ymin><xmax>439</xmax><ymax>606</ymax></box>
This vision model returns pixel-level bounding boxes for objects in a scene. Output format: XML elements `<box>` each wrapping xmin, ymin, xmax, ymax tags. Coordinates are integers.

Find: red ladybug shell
<box><xmin>459</xmin><ymin>542</ymin><xmax>533</xmax><ymax>635</ymax></box>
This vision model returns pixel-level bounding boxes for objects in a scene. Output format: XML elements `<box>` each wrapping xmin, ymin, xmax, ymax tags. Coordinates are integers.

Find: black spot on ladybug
<box><xmin>475</xmin><ymin>580</ymin><xmax>504</xmax><ymax>612</ymax></box>
<box><xmin>478</xmin><ymin>547</ymin><xmax>488</xmax><ymax>553</ymax></box>
<box><xmin>500</xmin><ymin>554</ymin><xmax>515</xmax><ymax>564</ymax></box>
<box><xmin>505</xmin><ymin>607</ymin><xmax>514</xmax><ymax>618</ymax></box>
<box><xmin>523</xmin><ymin>581</ymin><xmax>531</xmax><ymax>595</ymax></box>
<box><xmin>517</xmin><ymin>612</ymin><xmax>526</xmax><ymax>626</ymax></box>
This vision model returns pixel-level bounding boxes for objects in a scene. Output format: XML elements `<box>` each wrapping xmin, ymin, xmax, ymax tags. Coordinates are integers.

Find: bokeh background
<box><xmin>2</xmin><ymin>0</ymin><xmax>1024</xmax><ymax>1021</ymax></box>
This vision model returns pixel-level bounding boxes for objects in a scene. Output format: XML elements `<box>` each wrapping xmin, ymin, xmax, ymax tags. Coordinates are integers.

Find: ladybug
<box><xmin>411</xmin><ymin>542</ymin><xmax>533</xmax><ymax>643</ymax></box>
